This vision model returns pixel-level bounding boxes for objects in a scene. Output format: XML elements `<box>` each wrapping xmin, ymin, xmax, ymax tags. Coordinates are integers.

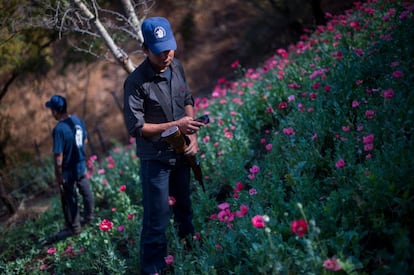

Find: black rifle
<box><xmin>183</xmin><ymin>136</ymin><xmax>205</xmax><ymax>192</ymax></box>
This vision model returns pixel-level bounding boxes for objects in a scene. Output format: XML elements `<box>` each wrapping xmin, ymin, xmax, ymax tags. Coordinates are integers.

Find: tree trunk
<box><xmin>0</xmin><ymin>176</ymin><xmax>17</xmax><ymax>215</ymax></box>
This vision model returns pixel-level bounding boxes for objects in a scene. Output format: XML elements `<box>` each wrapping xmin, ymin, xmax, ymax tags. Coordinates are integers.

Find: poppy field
<box><xmin>1</xmin><ymin>0</ymin><xmax>413</xmax><ymax>274</ymax></box>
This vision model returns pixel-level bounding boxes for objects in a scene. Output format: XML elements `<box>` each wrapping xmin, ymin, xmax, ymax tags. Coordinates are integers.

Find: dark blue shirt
<box><xmin>123</xmin><ymin>58</ymin><xmax>194</xmax><ymax>160</ymax></box>
<box><xmin>52</xmin><ymin>115</ymin><xmax>87</xmax><ymax>181</ymax></box>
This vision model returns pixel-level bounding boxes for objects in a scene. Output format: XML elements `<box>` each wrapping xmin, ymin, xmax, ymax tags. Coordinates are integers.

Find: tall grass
<box><xmin>1</xmin><ymin>0</ymin><xmax>413</xmax><ymax>274</ymax></box>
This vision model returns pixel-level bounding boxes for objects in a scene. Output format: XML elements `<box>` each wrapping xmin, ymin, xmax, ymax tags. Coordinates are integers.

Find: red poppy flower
<box><xmin>99</xmin><ymin>219</ymin><xmax>114</xmax><ymax>231</ymax></box>
<box><xmin>291</xmin><ymin>218</ymin><xmax>308</xmax><ymax>237</ymax></box>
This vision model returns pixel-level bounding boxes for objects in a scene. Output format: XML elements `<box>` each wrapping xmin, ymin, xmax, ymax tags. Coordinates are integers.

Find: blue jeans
<box><xmin>139</xmin><ymin>158</ymin><xmax>194</xmax><ymax>275</ymax></box>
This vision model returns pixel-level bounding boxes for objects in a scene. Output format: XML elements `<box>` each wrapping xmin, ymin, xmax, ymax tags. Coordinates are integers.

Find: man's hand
<box><xmin>184</xmin><ymin>133</ymin><xmax>199</xmax><ymax>156</ymax></box>
<box><xmin>177</xmin><ymin>116</ymin><xmax>205</xmax><ymax>135</ymax></box>
<box><xmin>54</xmin><ymin>153</ymin><xmax>64</xmax><ymax>186</ymax></box>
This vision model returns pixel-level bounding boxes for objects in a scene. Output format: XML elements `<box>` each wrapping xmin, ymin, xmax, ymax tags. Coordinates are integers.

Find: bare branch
<box><xmin>121</xmin><ymin>0</ymin><xmax>144</xmax><ymax>43</ymax></box>
<box><xmin>70</xmin><ymin>0</ymin><xmax>137</xmax><ymax>73</ymax></box>
<box><xmin>26</xmin><ymin>0</ymin><xmax>156</xmax><ymax>74</ymax></box>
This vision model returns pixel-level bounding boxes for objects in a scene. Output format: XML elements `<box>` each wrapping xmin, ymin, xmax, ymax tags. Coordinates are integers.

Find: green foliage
<box><xmin>0</xmin><ymin>0</ymin><xmax>56</xmax><ymax>75</ymax></box>
<box><xmin>1</xmin><ymin>0</ymin><xmax>414</xmax><ymax>274</ymax></box>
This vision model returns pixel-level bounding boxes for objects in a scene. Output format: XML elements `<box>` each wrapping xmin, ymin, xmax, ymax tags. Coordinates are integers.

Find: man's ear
<box><xmin>142</xmin><ymin>43</ymin><xmax>149</xmax><ymax>54</ymax></box>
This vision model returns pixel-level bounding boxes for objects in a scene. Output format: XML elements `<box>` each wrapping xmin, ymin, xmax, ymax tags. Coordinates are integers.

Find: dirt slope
<box><xmin>1</xmin><ymin>0</ymin><xmax>355</xmax><ymax>164</ymax></box>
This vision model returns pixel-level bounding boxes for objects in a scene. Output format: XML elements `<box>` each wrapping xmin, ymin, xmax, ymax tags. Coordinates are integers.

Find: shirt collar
<box><xmin>143</xmin><ymin>57</ymin><xmax>176</xmax><ymax>80</ymax></box>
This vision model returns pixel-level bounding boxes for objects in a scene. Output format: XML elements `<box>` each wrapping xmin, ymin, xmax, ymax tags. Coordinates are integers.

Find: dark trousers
<box><xmin>139</xmin><ymin>158</ymin><xmax>194</xmax><ymax>275</ymax></box>
<box><xmin>62</xmin><ymin>176</ymin><xmax>95</xmax><ymax>232</ymax></box>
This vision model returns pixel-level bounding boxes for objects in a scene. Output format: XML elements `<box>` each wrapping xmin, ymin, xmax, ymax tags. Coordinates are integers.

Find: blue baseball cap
<box><xmin>142</xmin><ymin>17</ymin><xmax>177</xmax><ymax>55</ymax></box>
<box><xmin>45</xmin><ymin>95</ymin><xmax>66</xmax><ymax>110</ymax></box>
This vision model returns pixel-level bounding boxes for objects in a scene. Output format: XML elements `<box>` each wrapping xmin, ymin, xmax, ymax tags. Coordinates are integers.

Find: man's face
<box><xmin>50</xmin><ymin>109</ymin><xmax>59</xmax><ymax>121</ymax></box>
<box><xmin>144</xmin><ymin>47</ymin><xmax>175</xmax><ymax>73</ymax></box>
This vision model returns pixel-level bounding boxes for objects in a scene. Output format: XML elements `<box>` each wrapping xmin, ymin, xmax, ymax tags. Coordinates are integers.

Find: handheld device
<box><xmin>195</xmin><ymin>114</ymin><xmax>210</xmax><ymax>124</ymax></box>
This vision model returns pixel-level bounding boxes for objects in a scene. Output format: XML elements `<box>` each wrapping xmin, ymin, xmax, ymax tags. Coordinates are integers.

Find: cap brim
<box><xmin>45</xmin><ymin>101</ymin><xmax>52</xmax><ymax>108</ymax></box>
<box><xmin>148</xmin><ymin>39</ymin><xmax>177</xmax><ymax>55</ymax></box>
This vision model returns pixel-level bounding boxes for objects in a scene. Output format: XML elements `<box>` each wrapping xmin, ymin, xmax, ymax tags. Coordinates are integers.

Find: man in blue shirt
<box><xmin>44</xmin><ymin>95</ymin><xmax>95</xmax><ymax>243</ymax></box>
<box><xmin>123</xmin><ymin>17</ymin><xmax>205</xmax><ymax>275</ymax></box>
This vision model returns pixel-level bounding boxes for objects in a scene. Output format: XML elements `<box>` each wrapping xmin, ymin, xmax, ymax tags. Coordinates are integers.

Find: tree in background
<box><xmin>0</xmin><ymin>0</ymin><xmax>56</xmax><ymax>103</ymax></box>
<box><xmin>0</xmin><ymin>0</ymin><xmax>155</xmax><ymax>104</ymax></box>
<box><xmin>0</xmin><ymin>0</ymin><xmax>154</xmax><ymax>169</ymax></box>
<box><xmin>37</xmin><ymin>0</ymin><xmax>154</xmax><ymax>73</ymax></box>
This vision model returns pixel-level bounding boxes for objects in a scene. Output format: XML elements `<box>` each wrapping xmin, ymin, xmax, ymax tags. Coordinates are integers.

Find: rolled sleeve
<box><xmin>123</xmin><ymin>79</ymin><xmax>145</xmax><ymax>137</ymax></box>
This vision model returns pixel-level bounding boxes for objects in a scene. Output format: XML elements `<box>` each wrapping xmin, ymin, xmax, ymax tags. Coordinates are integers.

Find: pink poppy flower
<box><xmin>283</xmin><ymin>127</ymin><xmax>295</xmax><ymax>136</ymax></box>
<box><xmin>335</xmin><ymin>159</ymin><xmax>345</xmax><ymax>169</ymax></box>
<box><xmin>288</xmin><ymin>83</ymin><xmax>301</xmax><ymax>89</ymax></box>
<box><xmin>311</xmin><ymin>83</ymin><xmax>320</xmax><ymax>90</ymax></box>
<box><xmin>251</xmin><ymin>215</ymin><xmax>265</xmax><ymax>228</ymax></box>
<box><xmin>218</xmin><ymin>209</ymin><xmax>235</xmax><ymax>223</ymax></box>
<box><xmin>365</xmin><ymin>110</ymin><xmax>376</xmax><ymax>119</ymax></box>
<box><xmin>231</xmin><ymin>60</ymin><xmax>240</xmax><ymax>69</ymax></box>
<box><xmin>363</xmin><ymin>134</ymin><xmax>374</xmax><ymax>144</ymax></box>
<box><xmin>236</xmin><ymin>204</ymin><xmax>249</xmax><ymax>217</ymax></box>
<box><xmin>276</xmin><ymin>48</ymin><xmax>288</xmax><ymax>58</ymax></box>
<box><xmin>278</xmin><ymin>101</ymin><xmax>288</xmax><ymax>109</ymax></box>
<box><xmin>364</xmin><ymin>143</ymin><xmax>374</xmax><ymax>151</ymax></box>
<box><xmin>47</xmin><ymin>247</ymin><xmax>56</xmax><ymax>255</ymax></box>
<box><xmin>234</xmin><ymin>182</ymin><xmax>244</xmax><ymax>192</ymax></box>
<box><xmin>217</xmin><ymin>202</ymin><xmax>230</xmax><ymax>211</ymax></box>
<box><xmin>249</xmin><ymin>188</ymin><xmax>257</xmax><ymax>195</ymax></box>
<box><xmin>382</xmin><ymin>89</ymin><xmax>395</xmax><ymax>99</ymax></box>
<box><xmin>106</xmin><ymin>156</ymin><xmax>115</xmax><ymax>169</ymax></box>
<box><xmin>168</xmin><ymin>196</ymin><xmax>176</xmax><ymax>206</ymax></box>
<box><xmin>249</xmin><ymin>165</ymin><xmax>260</xmax><ymax>174</ymax></box>
<box><xmin>193</xmin><ymin>232</ymin><xmax>201</xmax><ymax>240</ymax></box>
<box><xmin>165</xmin><ymin>255</ymin><xmax>174</xmax><ymax>265</ymax></box>
<box><xmin>392</xmin><ymin>70</ymin><xmax>403</xmax><ymax>78</ymax></box>
<box><xmin>352</xmin><ymin>100</ymin><xmax>360</xmax><ymax>108</ymax></box>
<box><xmin>65</xmin><ymin>246</ymin><xmax>74</xmax><ymax>254</ymax></box>
<box><xmin>265</xmin><ymin>144</ymin><xmax>273</xmax><ymax>151</ymax></box>
<box><xmin>224</xmin><ymin>131</ymin><xmax>233</xmax><ymax>139</ymax></box>
<box><xmin>119</xmin><ymin>185</ymin><xmax>126</xmax><ymax>192</ymax></box>
<box><xmin>323</xmin><ymin>257</ymin><xmax>342</xmax><ymax>271</ymax></box>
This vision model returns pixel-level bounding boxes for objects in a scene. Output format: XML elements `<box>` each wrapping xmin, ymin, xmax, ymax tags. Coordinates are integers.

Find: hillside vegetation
<box><xmin>1</xmin><ymin>0</ymin><xmax>413</xmax><ymax>274</ymax></box>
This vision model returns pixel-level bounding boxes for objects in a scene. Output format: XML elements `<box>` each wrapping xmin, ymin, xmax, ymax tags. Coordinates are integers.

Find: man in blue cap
<box><xmin>123</xmin><ymin>17</ymin><xmax>205</xmax><ymax>274</ymax></box>
<box><xmin>43</xmin><ymin>95</ymin><xmax>95</xmax><ymax>244</ymax></box>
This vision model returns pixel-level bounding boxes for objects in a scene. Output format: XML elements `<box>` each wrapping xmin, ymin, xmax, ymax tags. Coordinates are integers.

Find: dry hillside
<box><xmin>1</xmin><ymin>0</ymin><xmax>354</xmax><ymax>165</ymax></box>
